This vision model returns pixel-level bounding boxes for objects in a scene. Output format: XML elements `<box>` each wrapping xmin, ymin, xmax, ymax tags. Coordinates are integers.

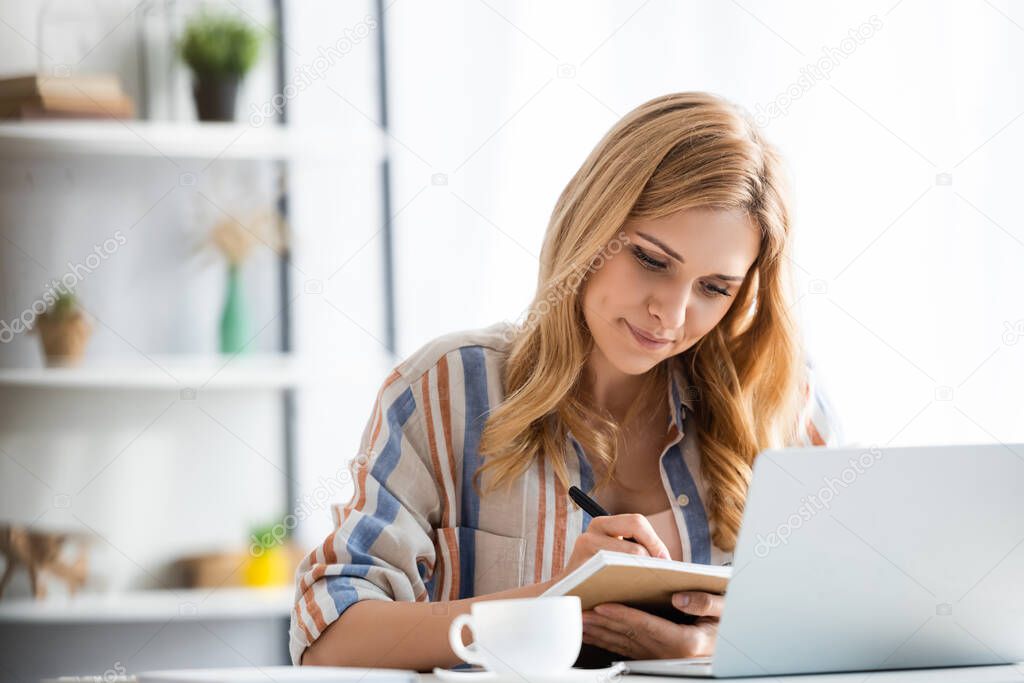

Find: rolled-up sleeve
<box><xmin>795</xmin><ymin>359</ymin><xmax>845</xmax><ymax>448</ymax></box>
<box><xmin>289</xmin><ymin>369</ymin><xmax>441</xmax><ymax>666</ymax></box>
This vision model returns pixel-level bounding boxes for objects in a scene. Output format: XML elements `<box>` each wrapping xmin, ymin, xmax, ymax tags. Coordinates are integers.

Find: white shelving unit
<box><xmin>0</xmin><ymin>354</ymin><xmax>341</xmax><ymax>390</ymax></box>
<box><xmin>0</xmin><ymin>587</ymin><xmax>293</xmax><ymax>674</ymax></box>
<box><xmin>0</xmin><ymin>120</ymin><xmax>383</xmax><ymax>161</ymax></box>
<box><xmin>0</xmin><ymin>121</ymin><xmax>311</xmax><ymax>667</ymax></box>
<box><xmin>0</xmin><ymin>121</ymin><xmax>330</xmax><ymax>613</ymax></box>
<box><xmin>0</xmin><ymin>6</ymin><xmax>393</xmax><ymax>678</ymax></box>
<box><xmin>0</xmin><ymin>585</ymin><xmax>292</xmax><ymax>623</ymax></box>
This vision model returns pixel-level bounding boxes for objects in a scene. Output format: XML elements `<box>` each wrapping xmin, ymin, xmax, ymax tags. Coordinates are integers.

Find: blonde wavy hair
<box><xmin>474</xmin><ymin>92</ymin><xmax>808</xmax><ymax>552</ymax></box>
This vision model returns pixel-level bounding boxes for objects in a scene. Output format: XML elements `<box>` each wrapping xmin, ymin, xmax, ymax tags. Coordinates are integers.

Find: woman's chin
<box><xmin>606</xmin><ymin>349</ymin><xmax>661</xmax><ymax>375</ymax></box>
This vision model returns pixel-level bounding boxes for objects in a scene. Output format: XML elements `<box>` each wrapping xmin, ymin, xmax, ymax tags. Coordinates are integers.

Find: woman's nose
<box><xmin>648</xmin><ymin>285</ymin><xmax>689</xmax><ymax>331</ymax></box>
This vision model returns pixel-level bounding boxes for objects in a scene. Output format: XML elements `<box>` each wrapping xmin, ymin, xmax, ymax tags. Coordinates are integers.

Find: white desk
<box><xmin>45</xmin><ymin>665</ymin><xmax>1024</xmax><ymax>682</ymax></box>
<box><xmin>419</xmin><ymin>664</ymin><xmax>1024</xmax><ymax>681</ymax></box>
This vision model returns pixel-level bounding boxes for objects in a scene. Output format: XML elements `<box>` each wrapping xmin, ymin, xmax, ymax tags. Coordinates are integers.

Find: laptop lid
<box><xmin>707</xmin><ymin>442</ymin><xmax>1024</xmax><ymax>678</ymax></box>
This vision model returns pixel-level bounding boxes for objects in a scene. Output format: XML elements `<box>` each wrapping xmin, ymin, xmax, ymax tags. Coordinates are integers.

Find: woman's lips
<box><xmin>624</xmin><ymin>320</ymin><xmax>672</xmax><ymax>350</ymax></box>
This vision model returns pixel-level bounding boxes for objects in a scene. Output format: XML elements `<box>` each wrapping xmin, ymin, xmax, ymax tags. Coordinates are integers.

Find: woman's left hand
<box><xmin>581</xmin><ymin>590</ymin><xmax>724</xmax><ymax>660</ymax></box>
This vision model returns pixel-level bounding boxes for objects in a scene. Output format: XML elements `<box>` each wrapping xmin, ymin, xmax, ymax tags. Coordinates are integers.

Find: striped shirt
<box><xmin>289</xmin><ymin>320</ymin><xmax>843</xmax><ymax>665</ymax></box>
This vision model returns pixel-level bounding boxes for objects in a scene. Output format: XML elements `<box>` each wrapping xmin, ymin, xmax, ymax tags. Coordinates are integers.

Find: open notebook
<box><xmin>540</xmin><ymin>550</ymin><xmax>731</xmax><ymax>623</ymax></box>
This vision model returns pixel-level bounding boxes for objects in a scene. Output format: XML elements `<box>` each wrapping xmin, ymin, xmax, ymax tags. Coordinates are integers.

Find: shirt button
<box><xmin>677</xmin><ymin>493</ymin><xmax>690</xmax><ymax>507</ymax></box>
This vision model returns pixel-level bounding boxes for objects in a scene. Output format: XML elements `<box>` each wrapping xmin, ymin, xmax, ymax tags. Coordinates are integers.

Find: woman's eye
<box><xmin>632</xmin><ymin>246</ymin><xmax>667</xmax><ymax>270</ymax></box>
<box><xmin>703</xmin><ymin>283</ymin><xmax>731</xmax><ymax>298</ymax></box>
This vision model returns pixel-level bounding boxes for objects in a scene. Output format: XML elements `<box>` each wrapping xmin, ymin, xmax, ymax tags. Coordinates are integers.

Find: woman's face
<box><xmin>582</xmin><ymin>207</ymin><xmax>761</xmax><ymax>376</ymax></box>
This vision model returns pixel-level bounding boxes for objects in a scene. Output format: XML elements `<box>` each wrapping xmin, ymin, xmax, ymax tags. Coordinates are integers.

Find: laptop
<box><xmin>619</xmin><ymin>442</ymin><xmax>1024</xmax><ymax>677</ymax></box>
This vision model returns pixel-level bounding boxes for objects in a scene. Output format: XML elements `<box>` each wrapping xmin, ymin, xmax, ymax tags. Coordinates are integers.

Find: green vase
<box><xmin>219</xmin><ymin>263</ymin><xmax>249</xmax><ymax>354</ymax></box>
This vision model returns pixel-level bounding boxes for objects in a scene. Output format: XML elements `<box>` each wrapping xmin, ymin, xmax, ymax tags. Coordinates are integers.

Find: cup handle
<box><xmin>449</xmin><ymin>613</ymin><xmax>487</xmax><ymax>668</ymax></box>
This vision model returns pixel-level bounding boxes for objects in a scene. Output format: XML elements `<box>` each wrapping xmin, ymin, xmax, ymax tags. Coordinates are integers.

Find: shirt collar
<box><xmin>667</xmin><ymin>360</ymin><xmax>697</xmax><ymax>436</ymax></box>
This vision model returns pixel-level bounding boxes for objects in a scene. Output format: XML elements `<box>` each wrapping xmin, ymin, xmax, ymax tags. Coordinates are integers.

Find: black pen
<box><xmin>568</xmin><ymin>485</ymin><xmax>640</xmax><ymax>544</ymax></box>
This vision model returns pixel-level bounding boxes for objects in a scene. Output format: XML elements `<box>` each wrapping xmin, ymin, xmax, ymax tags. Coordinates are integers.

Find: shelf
<box><xmin>0</xmin><ymin>585</ymin><xmax>292</xmax><ymax>623</ymax></box>
<box><xmin>0</xmin><ymin>120</ymin><xmax>382</xmax><ymax>161</ymax></box>
<box><xmin>0</xmin><ymin>354</ymin><xmax>332</xmax><ymax>390</ymax></box>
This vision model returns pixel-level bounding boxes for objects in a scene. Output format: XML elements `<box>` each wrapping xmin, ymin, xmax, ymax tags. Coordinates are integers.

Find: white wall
<box><xmin>383</xmin><ymin>0</ymin><xmax>1024</xmax><ymax>451</ymax></box>
<box><xmin>281</xmin><ymin>0</ymin><xmax>398</xmax><ymax>550</ymax></box>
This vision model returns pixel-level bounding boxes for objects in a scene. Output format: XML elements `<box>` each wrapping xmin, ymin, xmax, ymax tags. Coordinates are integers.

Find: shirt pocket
<box><xmin>437</xmin><ymin>526</ymin><xmax>526</xmax><ymax>597</ymax></box>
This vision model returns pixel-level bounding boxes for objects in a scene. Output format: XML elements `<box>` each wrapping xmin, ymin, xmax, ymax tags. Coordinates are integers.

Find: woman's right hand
<box><xmin>558</xmin><ymin>514</ymin><xmax>671</xmax><ymax>581</ymax></box>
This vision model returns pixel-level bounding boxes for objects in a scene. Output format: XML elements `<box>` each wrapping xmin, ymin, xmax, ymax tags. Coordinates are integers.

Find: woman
<box><xmin>292</xmin><ymin>91</ymin><xmax>842</xmax><ymax>671</ymax></box>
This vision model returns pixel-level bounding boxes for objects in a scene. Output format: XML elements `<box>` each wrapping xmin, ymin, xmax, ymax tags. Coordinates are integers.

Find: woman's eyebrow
<box><xmin>635</xmin><ymin>231</ymin><xmax>745</xmax><ymax>282</ymax></box>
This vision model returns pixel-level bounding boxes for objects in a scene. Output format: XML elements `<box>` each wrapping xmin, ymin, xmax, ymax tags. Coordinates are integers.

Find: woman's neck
<box><xmin>582</xmin><ymin>346</ymin><xmax>650</xmax><ymax>424</ymax></box>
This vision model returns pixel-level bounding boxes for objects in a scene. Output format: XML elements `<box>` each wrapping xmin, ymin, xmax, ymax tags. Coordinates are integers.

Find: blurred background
<box><xmin>0</xmin><ymin>0</ymin><xmax>1021</xmax><ymax>680</ymax></box>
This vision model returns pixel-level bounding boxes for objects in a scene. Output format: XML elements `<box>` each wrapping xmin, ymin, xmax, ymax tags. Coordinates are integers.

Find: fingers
<box><xmin>672</xmin><ymin>591</ymin><xmax>725</xmax><ymax>618</ymax></box>
<box><xmin>602</xmin><ymin>536</ymin><xmax>655</xmax><ymax>556</ymax></box>
<box><xmin>583</xmin><ymin>604</ymin><xmax>715</xmax><ymax>659</ymax></box>
<box><xmin>581</xmin><ymin>622</ymin><xmax>643</xmax><ymax>659</ymax></box>
<box><xmin>573</xmin><ymin>530</ymin><xmax>652</xmax><ymax>560</ymax></box>
<box><xmin>582</xmin><ymin>604</ymin><xmax>657</xmax><ymax>659</ymax></box>
<box><xmin>588</xmin><ymin>514</ymin><xmax>671</xmax><ymax>560</ymax></box>
<box><xmin>586</xmin><ymin>603</ymin><xmax>669</xmax><ymax>647</ymax></box>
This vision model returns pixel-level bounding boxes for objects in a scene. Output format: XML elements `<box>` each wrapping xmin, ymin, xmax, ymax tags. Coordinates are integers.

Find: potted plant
<box><xmin>177</xmin><ymin>12</ymin><xmax>263</xmax><ymax>121</ymax></box>
<box><xmin>32</xmin><ymin>291</ymin><xmax>92</xmax><ymax>367</ymax></box>
<box><xmin>244</xmin><ymin>520</ymin><xmax>294</xmax><ymax>587</ymax></box>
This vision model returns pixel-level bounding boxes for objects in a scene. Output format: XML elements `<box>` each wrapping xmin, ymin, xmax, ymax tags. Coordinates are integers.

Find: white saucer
<box><xmin>431</xmin><ymin>663</ymin><xmax>626</xmax><ymax>682</ymax></box>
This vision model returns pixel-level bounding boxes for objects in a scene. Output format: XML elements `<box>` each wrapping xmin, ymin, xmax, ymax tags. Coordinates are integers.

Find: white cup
<box><xmin>448</xmin><ymin>596</ymin><xmax>582</xmax><ymax>675</ymax></box>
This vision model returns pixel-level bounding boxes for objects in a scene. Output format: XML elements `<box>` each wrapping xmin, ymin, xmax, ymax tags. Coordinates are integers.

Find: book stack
<box><xmin>0</xmin><ymin>72</ymin><xmax>135</xmax><ymax>120</ymax></box>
